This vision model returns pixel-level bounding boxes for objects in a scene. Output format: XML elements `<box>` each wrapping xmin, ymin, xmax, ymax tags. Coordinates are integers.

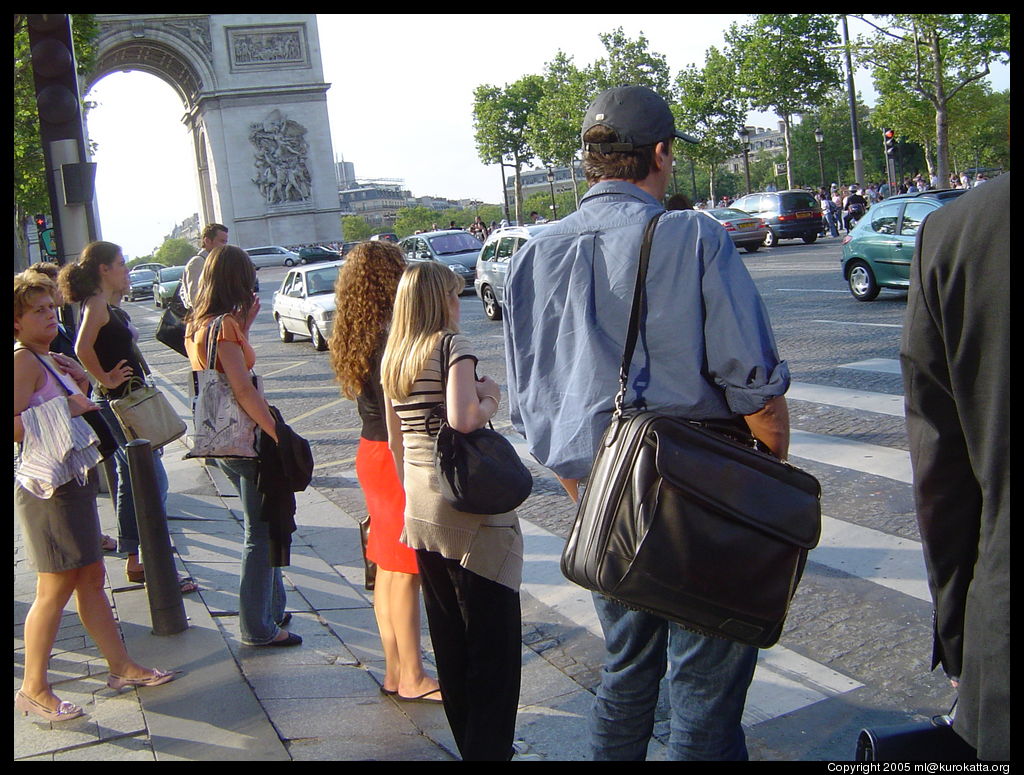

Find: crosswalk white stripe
<box><xmin>790</xmin><ymin>429</ymin><xmax>913</xmax><ymax>484</ymax></box>
<box><xmin>788</xmin><ymin>381</ymin><xmax>904</xmax><ymax>417</ymax></box>
<box><xmin>840</xmin><ymin>357</ymin><xmax>903</xmax><ymax>374</ymax></box>
<box><xmin>813</xmin><ymin>516</ymin><xmax>929</xmax><ymax>602</ymax></box>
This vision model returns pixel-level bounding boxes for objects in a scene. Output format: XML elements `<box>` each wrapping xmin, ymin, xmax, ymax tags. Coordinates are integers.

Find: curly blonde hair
<box><xmin>328</xmin><ymin>241</ymin><xmax>407</xmax><ymax>400</ymax></box>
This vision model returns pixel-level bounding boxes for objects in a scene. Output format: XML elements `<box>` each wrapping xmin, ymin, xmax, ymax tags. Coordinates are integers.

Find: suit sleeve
<box><xmin>899</xmin><ymin>214</ymin><xmax>978</xmax><ymax>678</ymax></box>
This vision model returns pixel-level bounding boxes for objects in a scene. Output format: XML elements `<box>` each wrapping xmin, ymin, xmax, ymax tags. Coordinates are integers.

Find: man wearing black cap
<box><xmin>503</xmin><ymin>86</ymin><xmax>791</xmax><ymax>760</ymax></box>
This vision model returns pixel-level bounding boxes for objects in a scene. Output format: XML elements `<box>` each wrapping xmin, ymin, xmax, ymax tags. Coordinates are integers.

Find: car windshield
<box><xmin>708</xmin><ymin>208</ymin><xmax>752</xmax><ymax>220</ymax></box>
<box><xmin>158</xmin><ymin>267</ymin><xmax>184</xmax><ymax>281</ymax></box>
<box><xmin>428</xmin><ymin>233</ymin><xmax>483</xmax><ymax>255</ymax></box>
<box><xmin>305</xmin><ymin>267</ymin><xmax>339</xmax><ymax>295</ymax></box>
<box><xmin>131</xmin><ymin>270</ymin><xmax>156</xmax><ymax>282</ymax></box>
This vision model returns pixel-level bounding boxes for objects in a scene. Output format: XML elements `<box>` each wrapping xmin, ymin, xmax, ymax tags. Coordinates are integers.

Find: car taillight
<box><xmin>722</xmin><ymin>222</ymin><xmax>735</xmax><ymax>231</ymax></box>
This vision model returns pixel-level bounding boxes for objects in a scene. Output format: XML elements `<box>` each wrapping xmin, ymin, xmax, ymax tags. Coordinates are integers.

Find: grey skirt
<box><xmin>15</xmin><ymin>474</ymin><xmax>103</xmax><ymax>573</ymax></box>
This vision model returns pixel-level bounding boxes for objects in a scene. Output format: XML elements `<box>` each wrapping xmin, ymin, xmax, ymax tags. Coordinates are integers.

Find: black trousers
<box><xmin>415</xmin><ymin>549</ymin><xmax>521</xmax><ymax>761</ymax></box>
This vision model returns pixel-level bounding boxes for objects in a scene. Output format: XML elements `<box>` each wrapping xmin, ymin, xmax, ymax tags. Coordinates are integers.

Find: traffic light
<box><xmin>26</xmin><ymin>14</ymin><xmax>83</xmax><ymax>145</ymax></box>
<box><xmin>883</xmin><ymin>129</ymin><xmax>896</xmax><ymax>159</ymax></box>
<box><xmin>34</xmin><ymin>214</ymin><xmax>47</xmax><ymax>233</ymax></box>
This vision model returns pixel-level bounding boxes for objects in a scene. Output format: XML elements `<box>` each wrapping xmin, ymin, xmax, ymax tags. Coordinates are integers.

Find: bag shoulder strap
<box><xmin>614</xmin><ymin>211</ymin><xmax>664</xmax><ymax>417</ymax></box>
<box><xmin>15</xmin><ymin>345</ymin><xmax>76</xmax><ymax>396</ymax></box>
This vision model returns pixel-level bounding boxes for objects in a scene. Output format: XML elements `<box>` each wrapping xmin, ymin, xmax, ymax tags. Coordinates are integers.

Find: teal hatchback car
<box><xmin>840</xmin><ymin>189</ymin><xmax>967</xmax><ymax>301</ymax></box>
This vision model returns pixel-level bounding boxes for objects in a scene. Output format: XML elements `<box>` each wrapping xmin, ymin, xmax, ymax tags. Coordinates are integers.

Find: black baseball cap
<box><xmin>582</xmin><ymin>85</ymin><xmax>699</xmax><ymax>151</ymax></box>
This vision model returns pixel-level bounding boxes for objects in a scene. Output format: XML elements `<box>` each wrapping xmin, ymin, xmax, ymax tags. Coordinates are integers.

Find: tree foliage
<box><xmin>725</xmin><ymin>14</ymin><xmax>842</xmax><ymax>188</ymax></box>
<box><xmin>854</xmin><ymin>13</ymin><xmax>1010</xmax><ymax>182</ymax></box>
<box><xmin>153</xmin><ymin>237</ymin><xmax>195</xmax><ymax>267</ymax></box>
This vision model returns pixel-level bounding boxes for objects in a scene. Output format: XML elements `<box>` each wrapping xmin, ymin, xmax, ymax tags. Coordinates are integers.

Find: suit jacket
<box><xmin>257</xmin><ymin>405</ymin><xmax>313</xmax><ymax>567</ymax></box>
<box><xmin>900</xmin><ymin>173</ymin><xmax>1010</xmax><ymax>760</ymax></box>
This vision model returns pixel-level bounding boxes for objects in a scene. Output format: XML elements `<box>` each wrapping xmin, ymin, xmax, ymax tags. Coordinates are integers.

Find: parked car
<box><xmin>398</xmin><ymin>230</ymin><xmax>481</xmax><ymax>292</ymax></box>
<box><xmin>152</xmin><ymin>265</ymin><xmax>185</xmax><ymax>308</ymax></box>
<box><xmin>699</xmin><ymin>208</ymin><xmax>768</xmax><ymax>253</ymax></box>
<box><xmin>244</xmin><ymin>245</ymin><xmax>301</xmax><ymax>268</ymax></box>
<box><xmin>369</xmin><ymin>233</ymin><xmax>398</xmax><ymax>243</ymax></box>
<box><xmin>840</xmin><ymin>189</ymin><xmax>967</xmax><ymax>301</ymax></box>
<box><xmin>298</xmin><ymin>245</ymin><xmax>340</xmax><ymax>264</ymax></box>
<box><xmin>125</xmin><ymin>268</ymin><xmax>157</xmax><ymax>301</ymax></box>
<box><xmin>272</xmin><ymin>260</ymin><xmax>344</xmax><ymax>350</ymax></box>
<box><xmin>730</xmin><ymin>190</ymin><xmax>823</xmax><ymax>247</ymax></box>
<box><xmin>474</xmin><ymin>222</ymin><xmax>555</xmax><ymax>321</ymax></box>
<box><xmin>129</xmin><ymin>262</ymin><xmax>166</xmax><ymax>275</ymax></box>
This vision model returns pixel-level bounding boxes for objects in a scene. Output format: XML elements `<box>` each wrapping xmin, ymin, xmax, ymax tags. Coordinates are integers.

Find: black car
<box><xmin>730</xmin><ymin>190</ymin><xmax>823</xmax><ymax>247</ymax></box>
<box><xmin>126</xmin><ymin>268</ymin><xmax>157</xmax><ymax>301</ymax></box>
<box><xmin>298</xmin><ymin>246</ymin><xmax>340</xmax><ymax>264</ymax></box>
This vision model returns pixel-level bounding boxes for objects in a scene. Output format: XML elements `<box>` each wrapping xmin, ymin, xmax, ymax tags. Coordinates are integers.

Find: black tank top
<box><xmin>90</xmin><ymin>304</ymin><xmax>144</xmax><ymax>399</ymax></box>
<box><xmin>355</xmin><ymin>343</ymin><xmax>388</xmax><ymax>442</ymax></box>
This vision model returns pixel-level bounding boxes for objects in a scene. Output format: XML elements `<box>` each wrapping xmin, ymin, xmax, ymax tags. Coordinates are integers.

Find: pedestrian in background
<box><xmin>381</xmin><ymin>261</ymin><xmax>522</xmax><ymax>760</ymax></box>
<box><xmin>900</xmin><ymin>173</ymin><xmax>1010</xmax><ymax>761</ymax></box>
<box><xmin>180</xmin><ymin>223</ymin><xmax>229</xmax><ymax>311</ymax></box>
<box><xmin>327</xmin><ymin>241</ymin><xmax>441</xmax><ymax>703</ymax></box>
<box><xmin>15</xmin><ymin>271</ymin><xmax>177</xmax><ymax>723</ymax></box>
<box><xmin>59</xmin><ymin>242</ymin><xmax>195</xmax><ymax>593</ymax></box>
<box><xmin>185</xmin><ymin>246</ymin><xmax>301</xmax><ymax>647</ymax></box>
<box><xmin>504</xmin><ymin>85</ymin><xmax>789</xmax><ymax>761</ymax></box>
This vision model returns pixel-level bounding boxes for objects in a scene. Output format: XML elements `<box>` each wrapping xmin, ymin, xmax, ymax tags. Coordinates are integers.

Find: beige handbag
<box><xmin>108</xmin><ymin>376</ymin><xmax>187</xmax><ymax>450</ymax></box>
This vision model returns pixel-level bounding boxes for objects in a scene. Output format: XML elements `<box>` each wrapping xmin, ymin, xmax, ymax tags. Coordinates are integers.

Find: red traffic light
<box><xmin>34</xmin><ymin>214</ymin><xmax>47</xmax><ymax>230</ymax></box>
<box><xmin>883</xmin><ymin>129</ymin><xmax>895</xmax><ymax>140</ymax></box>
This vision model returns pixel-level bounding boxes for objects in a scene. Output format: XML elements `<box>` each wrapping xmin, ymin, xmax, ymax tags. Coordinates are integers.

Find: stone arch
<box><xmin>87</xmin><ymin>14</ymin><xmax>341</xmax><ymax>248</ymax></box>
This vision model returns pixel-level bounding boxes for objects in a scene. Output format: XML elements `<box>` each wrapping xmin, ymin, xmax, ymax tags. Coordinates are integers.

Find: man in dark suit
<box><xmin>900</xmin><ymin>172</ymin><xmax>1010</xmax><ymax>761</ymax></box>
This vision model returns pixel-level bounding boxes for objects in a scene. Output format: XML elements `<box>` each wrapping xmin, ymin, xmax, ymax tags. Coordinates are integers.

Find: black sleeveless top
<box><xmin>90</xmin><ymin>304</ymin><xmax>144</xmax><ymax>399</ymax></box>
<box><xmin>355</xmin><ymin>342</ymin><xmax>388</xmax><ymax>442</ymax></box>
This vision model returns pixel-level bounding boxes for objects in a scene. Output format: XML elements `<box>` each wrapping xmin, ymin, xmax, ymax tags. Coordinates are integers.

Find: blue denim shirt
<box><xmin>503</xmin><ymin>181</ymin><xmax>789</xmax><ymax>480</ymax></box>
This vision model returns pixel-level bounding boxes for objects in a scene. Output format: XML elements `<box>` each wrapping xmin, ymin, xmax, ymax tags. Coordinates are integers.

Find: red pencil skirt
<box><xmin>355</xmin><ymin>437</ymin><xmax>418</xmax><ymax>574</ymax></box>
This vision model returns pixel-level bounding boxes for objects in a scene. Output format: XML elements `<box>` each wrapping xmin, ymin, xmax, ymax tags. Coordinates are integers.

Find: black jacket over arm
<box><xmin>257</xmin><ymin>406</ymin><xmax>314</xmax><ymax>567</ymax></box>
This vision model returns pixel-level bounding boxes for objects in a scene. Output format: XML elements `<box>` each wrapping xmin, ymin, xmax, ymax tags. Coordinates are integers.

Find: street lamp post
<box><xmin>738</xmin><ymin>127</ymin><xmax>752</xmax><ymax>195</ymax></box>
<box><xmin>814</xmin><ymin>128</ymin><xmax>826</xmax><ymax>191</ymax></box>
<box><xmin>546</xmin><ymin>167</ymin><xmax>558</xmax><ymax>221</ymax></box>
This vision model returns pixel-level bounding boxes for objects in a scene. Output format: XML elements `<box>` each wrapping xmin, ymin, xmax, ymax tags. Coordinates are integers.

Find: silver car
<box><xmin>699</xmin><ymin>208</ymin><xmax>769</xmax><ymax>253</ymax></box>
<box><xmin>272</xmin><ymin>260</ymin><xmax>344</xmax><ymax>351</ymax></box>
<box><xmin>398</xmin><ymin>230</ymin><xmax>481</xmax><ymax>292</ymax></box>
<box><xmin>474</xmin><ymin>223</ymin><xmax>555</xmax><ymax>321</ymax></box>
<box><xmin>244</xmin><ymin>245</ymin><xmax>301</xmax><ymax>268</ymax></box>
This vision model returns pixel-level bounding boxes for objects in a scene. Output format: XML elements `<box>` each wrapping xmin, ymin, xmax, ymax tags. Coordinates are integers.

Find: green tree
<box><xmin>854</xmin><ymin>13</ymin><xmax>1010</xmax><ymax>183</ymax></box>
<box><xmin>726</xmin><ymin>14</ymin><xmax>842</xmax><ymax>188</ymax></box>
<box><xmin>472</xmin><ymin>76</ymin><xmax>543</xmax><ymax>225</ymax></box>
<box><xmin>590</xmin><ymin>27</ymin><xmax>671</xmax><ymax>93</ymax></box>
<box><xmin>673</xmin><ymin>46</ymin><xmax>748</xmax><ymax>203</ymax></box>
<box><xmin>527</xmin><ymin>51</ymin><xmax>591</xmax><ymax>209</ymax></box>
<box><xmin>153</xmin><ymin>237</ymin><xmax>196</xmax><ymax>266</ymax></box>
<box><xmin>394</xmin><ymin>206</ymin><xmax>440</xmax><ymax>238</ymax></box>
<box><xmin>14</xmin><ymin>14</ymin><xmax>100</xmax><ymax>262</ymax></box>
<box><xmin>341</xmin><ymin>215</ymin><xmax>374</xmax><ymax>242</ymax></box>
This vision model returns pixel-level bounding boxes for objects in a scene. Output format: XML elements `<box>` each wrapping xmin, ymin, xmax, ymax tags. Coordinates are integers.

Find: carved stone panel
<box><xmin>249</xmin><ymin>110</ymin><xmax>313</xmax><ymax>205</ymax></box>
<box><xmin>227</xmin><ymin>24</ymin><xmax>310</xmax><ymax>72</ymax></box>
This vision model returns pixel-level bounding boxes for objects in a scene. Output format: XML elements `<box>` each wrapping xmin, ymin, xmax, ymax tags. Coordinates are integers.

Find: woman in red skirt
<box><xmin>329</xmin><ymin>242</ymin><xmax>441</xmax><ymax>703</ymax></box>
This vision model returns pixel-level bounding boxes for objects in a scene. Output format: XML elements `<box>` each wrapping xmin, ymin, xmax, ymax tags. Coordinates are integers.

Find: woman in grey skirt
<box><xmin>14</xmin><ymin>271</ymin><xmax>177</xmax><ymax>723</ymax></box>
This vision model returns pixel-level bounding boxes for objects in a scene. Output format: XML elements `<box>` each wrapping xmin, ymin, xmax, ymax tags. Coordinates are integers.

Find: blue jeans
<box><xmin>590</xmin><ymin>594</ymin><xmax>758</xmax><ymax>761</ymax></box>
<box><xmin>216</xmin><ymin>458</ymin><xmax>286</xmax><ymax>645</ymax></box>
<box><xmin>98</xmin><ymin>401</ymin><xmax>168</xmax><ymax>557</ymax></box>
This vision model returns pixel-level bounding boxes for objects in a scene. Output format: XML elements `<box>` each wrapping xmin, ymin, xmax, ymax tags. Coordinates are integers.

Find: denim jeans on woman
<box><xmin>590</xmin><ymin>593</ymin><xmax>758</xmax><ymax>761</ymax></box>
<box><xmin>98</xmin><ymin>400</ymin><xmax>168</xmax><ymax>557</ymax></box>
<box><xmin>215</xmin><ymin>457</ymin><xmax>286</xmax><ymax>645</ymax></box>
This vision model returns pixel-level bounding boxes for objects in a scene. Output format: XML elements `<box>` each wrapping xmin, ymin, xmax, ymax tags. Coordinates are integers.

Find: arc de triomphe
<box><xmin>88</xmin><ymin>14</ymin><xmax>342</xmax><ymax>248</ymax></box>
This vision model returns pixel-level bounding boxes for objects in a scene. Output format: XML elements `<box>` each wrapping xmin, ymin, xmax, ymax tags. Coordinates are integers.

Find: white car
<box><xmin>244</xmin><ymin>245</ymin><xmax>301</xmax><ymax>268</ymax></box>
<box><xmin>272</xmin><ymin>260</ymin><xmax>344</xmax><ymax>350</ymax></box>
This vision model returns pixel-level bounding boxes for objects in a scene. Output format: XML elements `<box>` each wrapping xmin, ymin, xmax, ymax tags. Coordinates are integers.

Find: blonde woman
<box><xmin>15</xmin><ymin>271</ymin><xmax>176</xmax><ymax>722</ymax></box>
<box><xmin>381</xmin><ymin>262</ymin><xmax>523</xmax><ymax>760</ymax></box>
<box><xmin>328</xmin><ymin>241</ymin><xmax>440</xmax><ymax>703</ymax></box>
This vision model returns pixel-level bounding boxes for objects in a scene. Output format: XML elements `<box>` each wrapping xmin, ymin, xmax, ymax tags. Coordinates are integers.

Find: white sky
<box><xmin>83</xmin><ymin>14</ymin><xmax>1009</xmax><ymax>259</ymax></box>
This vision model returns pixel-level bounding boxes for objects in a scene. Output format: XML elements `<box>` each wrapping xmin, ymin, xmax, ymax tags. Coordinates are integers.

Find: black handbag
<box><xmin>155</xmin><ymin>290</ymin><xmax>188</xmax><ymax>357</ymax></box>
<box><xmin>359</xmin><ymin>515</ymin><xmax>377</xmax><ymax>591</ymax></box>
<box><xmin>430</xmin><ymin>333</ymin><xmax>533</xmax><ymax>515</ymax></box>
<box><xmin>856</xmin><ymin>702</ymin><xmax>977</xmax><ymax>761</ymax></box>
<box><xmin>560</xmin><ymin>212</ymin><xmax>822</xmax><ymax>649</ymax></box>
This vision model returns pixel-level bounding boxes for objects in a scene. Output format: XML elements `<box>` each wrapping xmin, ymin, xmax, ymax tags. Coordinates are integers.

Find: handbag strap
<box><xmin>15</xmin><ymin>346</ymin><xmax>78</xmax><ymax>397</ymax></box>
<box><xmin>613</xmin><ymin>211</ymin><xmax>664</xmax><ymax>418</ymax></box>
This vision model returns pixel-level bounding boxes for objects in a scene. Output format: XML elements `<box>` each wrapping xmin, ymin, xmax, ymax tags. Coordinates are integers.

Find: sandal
<box><xmin>101</xmin><ymin>534</ymin><xmax>117</xmax><ymax>552</ymax></box>
<box><xmin>125</xmin><ymin>569</ymin><xmax>198</xmax><ymax>594</ymax></box>
<box><xmin>396</xmin><ymin>688</ymin><xmax>443</xmax><ymax>704</ymax></box>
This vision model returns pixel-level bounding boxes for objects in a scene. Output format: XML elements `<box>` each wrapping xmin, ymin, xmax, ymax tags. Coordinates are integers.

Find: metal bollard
<box><xmin>125</xmin><ymin>439</ymin><xmax>188</xmax><ymax>635</ymax></box>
